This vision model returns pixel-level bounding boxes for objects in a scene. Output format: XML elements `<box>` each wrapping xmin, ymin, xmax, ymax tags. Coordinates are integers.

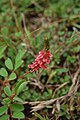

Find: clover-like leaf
<box><xmin>9</xmin><ymin>72</ymin><xmax>17</xmax><ymax>81</ymax></box>
<box><xmin>1</xmin><ymin>27</ymin><xmax>9</xmax><ymax>36</ymax></box>
<box><xmin>5</xmin><ymin>58</ymin><xmax>13</xmax><ymax>70</ymax></box>
<box><xmin>12</xmin><ymin>111</ymin><xmax>25</xmax><ymax>119</ymax></box>
<box><xmin>0</xmin><ymin>105</ymin><xmax>8</xmax><ymax>115</ymax></box>
<box><xmin>0</xmin><ymin>115</ymin><xmax>9</xmax><ymax>120</ymax></box>
<box><xmin>14</xmin><ymin>60</ymin><xmax>23</xmax><ymax>70</ymax></box>
<box><xmin>15</xmin><ymin>80</ymin><xmax>27</xmax><ymax>95</ymax></box>
<box><xmin>11</xmin><ymin>103</ymin><xmax>24</xmax><ymax>112</ymax></box>
<box><xmin>4</xmin><ymin>86</ymin><xmax>12</xmax><ymax>97</ymax></box>
<box><xmin>0</xmin><ymin>45</ymin><xmax>7</xmax><ymax>59</ymax></box>
<box><xmin>0</xmin><ymin>68</ymin><xmax>8</xmax><ymax>77</ymax></box>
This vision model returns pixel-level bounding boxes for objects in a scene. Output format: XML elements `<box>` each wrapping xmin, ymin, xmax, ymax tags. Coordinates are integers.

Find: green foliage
<box><xmin>15</xmin><ymin>31</ymin><xmax>22</xmax><ymax>38</ymax></box>
<box><xmin>15</xmin><ymin>80</ymin><xmax>27</xmax><ymax>95</ymax></box>
<box><xmin>56</xmin><ymin>68</ymin><xmax>68</xmax><ymax>75</ymax></box>
<box><xmin>0</xmin><ymin>45</ymin><xmax>7</xmax><ymax>59</ymax></box>
<box><xmin>11</xmin><ymin>103</ymin><xmax>24</xmax><ymax>111</ymax></box>
<box><xmin>0</xmin><ymin>68</ymin><xmax>8</xmax><ymax>77</ymax></box>
<box><xmin>4</xmin><ymin>86</ymin><xmax>12</xmax><ymax>97</ymax></box>
<box><xmin>5</xmin><ymin>58</ymin><xmax>13</xmax><ymax>70</ymax></box>
<box><xmin>14</xmin><ymin>60</ymin><xmax>23</xmax><ymax>70</ymax></box>
<box><xmin>0</xmin><ymin>106</ymin><xmax>8</xmax><ymax>116</ymax></box>
<box><xmin>15</xmin><ymin>50</ymin><xmax>26</xmax><ymax>63</ymax></box>
<box><xmin>13</xmin><ymin>96</ymin><xmax>24</xmax><ymax>103</ymax></box>
<box><xmin>14</xmin><ymin>50</ymin><xmax>26</xmax><ymax>70</ymax></box>
<box><xmin>9</xmin><ymin>72</ymin><xmax>17</xmax><ymax>81</ymax></box>
<box><xmin>3</xmin><ymin>98</ymin><xmax>11</xmax><ymax>105</ymax></box>
<box><xmin>12</xmin><ymin>111</ymin><xmax>25</xmax><ymax>119</ymax></box>
<box><xmin>0</xmin><ymin>115</ymin><xmax>9</xmax><ymax>120</ymax></box>
<box><xmin>1</xmin><ymin>27</ymin><xmax>9</xmax><ymax>36</ymax></box>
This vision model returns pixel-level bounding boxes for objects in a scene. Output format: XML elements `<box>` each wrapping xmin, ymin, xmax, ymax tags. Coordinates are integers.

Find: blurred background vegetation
<box><xmin>0</xmin><ymin>0</ymin><xmax>80</xmax><ymax>120</ymax></box>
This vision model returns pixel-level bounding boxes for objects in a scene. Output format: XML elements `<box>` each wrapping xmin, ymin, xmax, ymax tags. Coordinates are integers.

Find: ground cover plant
<box><xmin>0</xmin><ymin>0</ymin><xmax>80</xmax><ymax>120</ymax></box>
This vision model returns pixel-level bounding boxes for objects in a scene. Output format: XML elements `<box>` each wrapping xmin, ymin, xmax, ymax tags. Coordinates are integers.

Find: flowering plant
<box><xmin>28</xmin><ymin>50</ymin><xmax>53</xmax><ymax>71</ymax></box>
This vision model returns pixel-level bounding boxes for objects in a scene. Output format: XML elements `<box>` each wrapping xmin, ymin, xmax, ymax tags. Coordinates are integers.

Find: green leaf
<box><xmin>46</xmin><ymin>116</ymin><xmax>49</xmax><ymax>120</ymax></box>
<box><xmin>13</xmin><ymin>96</ymin><xmax>24</xmax><ymax>103</ymax></box>
<box><xmin>0</xmin><ymin>45</ymin><xmax>7</xmax><ymax>59</ymax></box>
<box><xmin>17</xmin><ymin>81</ymin><xmax>27</xmax><ymax>95</ymax></box>
<box><xmin>15</xmin><ymin>50</ymin><xmax>26</xmax><ymax>63</ymax></box>
<box><xmin>56</xmin><ymin>68</ymin><xmax>68</xmax><ymax>74</ymax></box>
<box><xmin>14</xmin><ymin>50</ymin><xmax>26</xmax><ymax>70</ymax></box>
<box><xmin>0</xmin><ymin>105</ymin><xmax>8</xmax><ymax>115</ymax></box>
<box><xmin>14</xmin><ymin>60</ymin><xmax>23</xmax><ymax>70</ymax></box>
<box><xmin>72</xmin><ymin>45</ymin><xmax>80</xmax><ymax>53</ymax></box>
<box><xmin>0</xmin><ymin>115</ymin><xmax>9</xmax><ymax>120</ymax></box>
<box><xmin>15</xmin><ymin>80</ymin><xmax>25</xmax><ymax>92</ymax></box>
<box><xmin>15</xmin><ymin>31</ymin><xmax>22</xmax><ymax>38</ymax></box>
<box><xmin>15</xmin><ymin>80</ymin><xmax>27</xmax><ymax>95</ymax></box>
<box><xmin>5</xmin><ymin>58</ymin><xmax>13</xmax><ymax>70</ymax></box>
<box><xmin>9</xmin><ymin>72</ymin><xmax>17</xmax><ymax>81</ymax></box>
<box><xmin>11</xmin><ymin>103</ymin><xmax>24</xmax><ymax>111</ymax></box>
<box><xmin>4</xmin><ymin>86</ymin><xmax>12</xmax><ymax>97</ymax></box>
<box><xmin>12</xmin><ymin>111</ymin><xmax>25</xmax><ymax>119</ymax></box>
<box><xmin>0</xmin><ymin>68</ymin><xmax>8</xmax><ymax>77</ymax></box>
<box><xmin>3</xmin><ymin>98</ymin><xmax>11</xmax><ymax>105</ymax></box>
<box><xmin>1</xmin><ymin>27</ymin><xmax>9</xmax><ymax>36</ymax></box>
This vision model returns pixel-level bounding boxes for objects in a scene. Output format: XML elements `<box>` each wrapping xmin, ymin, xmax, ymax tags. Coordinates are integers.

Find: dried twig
<box><xmin>30</xmin><ymin>94</ymin><xmax>71</xmax><ymax>112</ymax></box>
<box><xmin>68</xmin><ymin>66</ymin><xmax>80</xmax><ymax>95</ymax></box>
<box><xmin>22</xmin><ymin>93</ymin><xmax>71</xmax><ymax>112</ymax></box>
<box><xmin>30</xmin><ymin>78</ymin><xmax>44</xmax><ymax>90</ymax></box>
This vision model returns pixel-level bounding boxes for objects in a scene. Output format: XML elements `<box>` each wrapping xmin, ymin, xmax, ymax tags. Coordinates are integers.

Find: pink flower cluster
<box><xmin>28</xmin><ymin>50</ymin><xmax>52</xmax><ymax>71</ymax></box>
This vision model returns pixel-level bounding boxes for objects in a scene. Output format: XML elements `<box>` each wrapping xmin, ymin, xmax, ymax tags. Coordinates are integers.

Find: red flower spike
<box><xmin>28</xmin><ymin>50</ymin><xmax>53</xmax><ymax>72</ymax></box>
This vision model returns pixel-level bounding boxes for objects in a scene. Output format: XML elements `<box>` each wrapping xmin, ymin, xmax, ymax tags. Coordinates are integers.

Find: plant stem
<box><xmin>9</xmin><ymin>0</ymin><xmax>19</xmax><ymax>31</ymax></box>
